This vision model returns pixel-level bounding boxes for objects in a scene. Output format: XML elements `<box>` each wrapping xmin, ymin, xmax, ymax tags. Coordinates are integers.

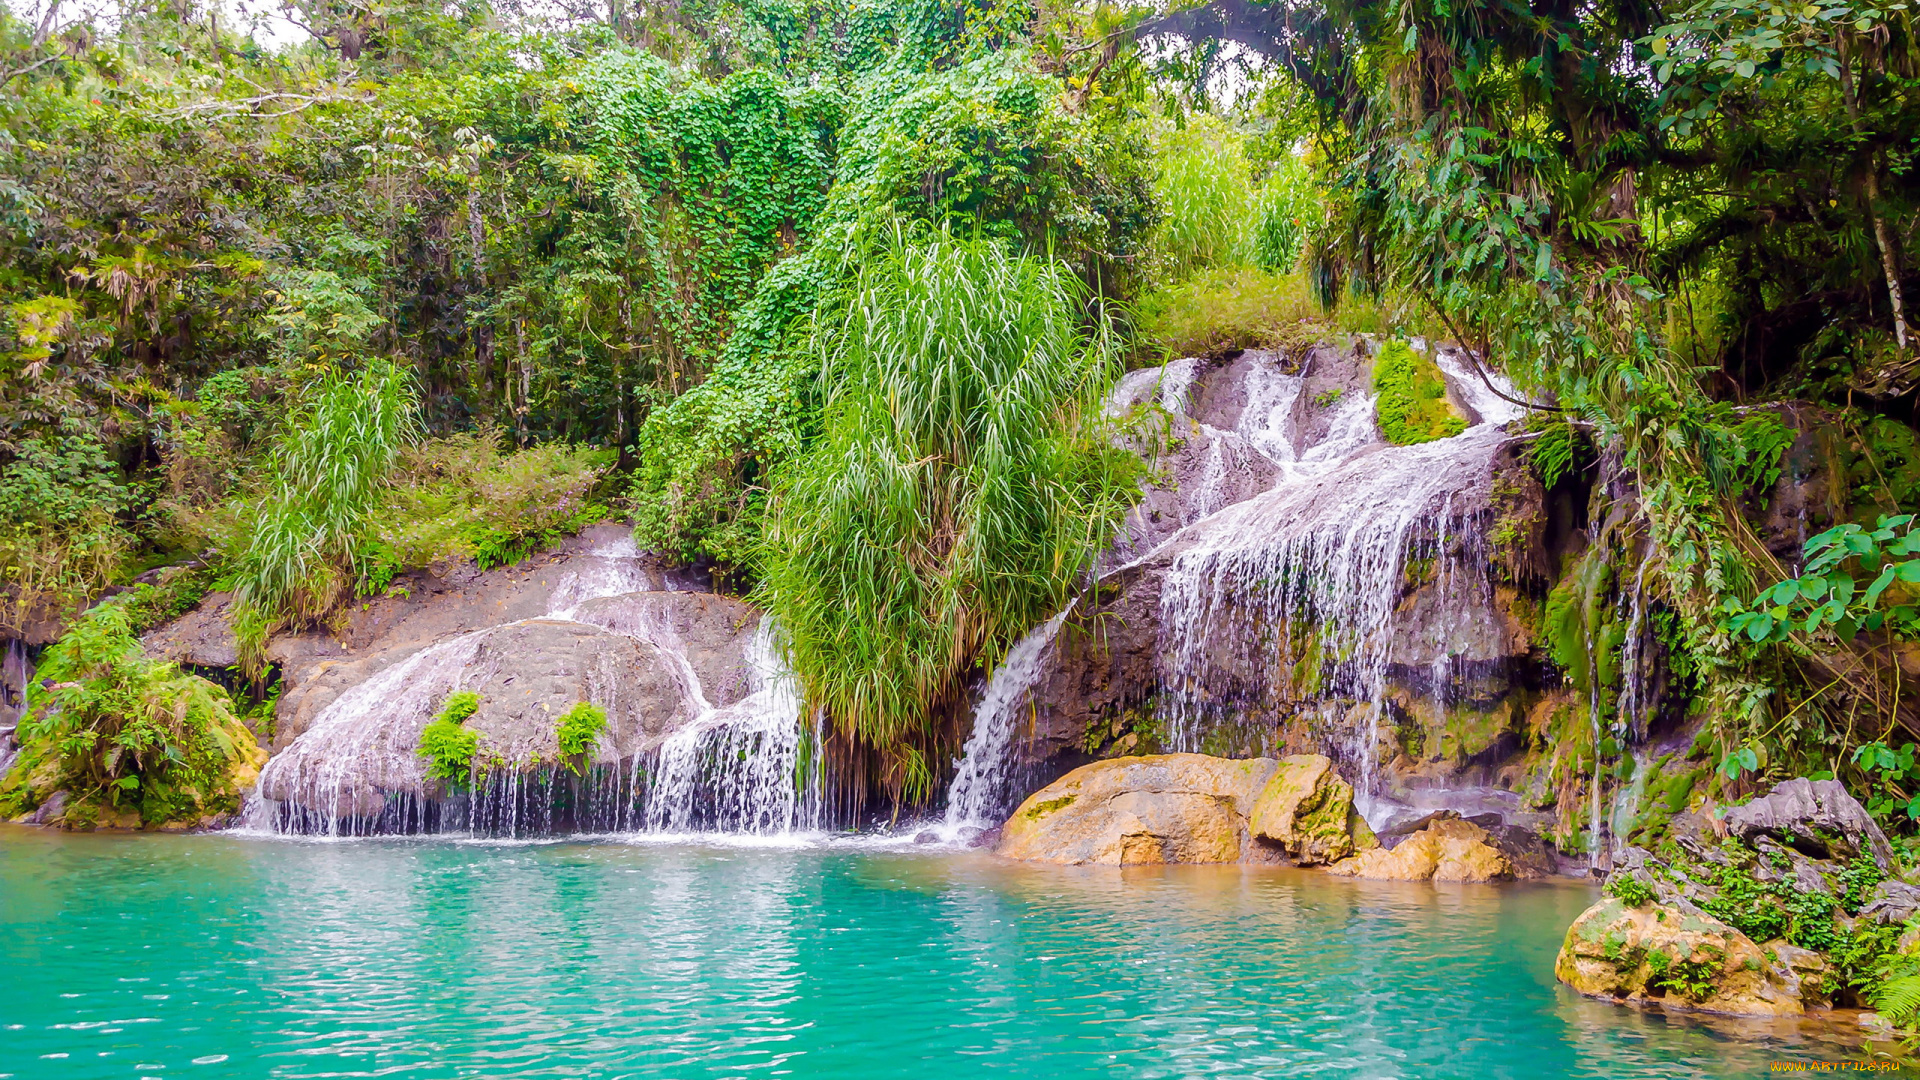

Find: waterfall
<box><xmin>642</xmin><ymin>617</ymin><xmax>821</xmax><ymax>835</ymax></box>
<box><xmin>251</xmin><ymin>537</ymin><xmax>820</xmax><ymax>838</ymax></box>
<box><xmin>0</xmin><ymin>638</ymin><xmax>30</xmax><ymax>780</ymax></box>
<box><xmin>942</xmin><ymin>608</ymin><xmax>1073</xmax><ymax>830</ymax></box>
<box><xmin>1150</xmin><ymin>344</ymin><xmax>1523</xmax><ymax>816</ymax></box>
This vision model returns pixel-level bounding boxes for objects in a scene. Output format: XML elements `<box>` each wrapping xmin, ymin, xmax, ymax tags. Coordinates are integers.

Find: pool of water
<box><xmin>0</xmin><ymin>826</ymin><xmax>1887</xmax><ymax>1078</ymax></box>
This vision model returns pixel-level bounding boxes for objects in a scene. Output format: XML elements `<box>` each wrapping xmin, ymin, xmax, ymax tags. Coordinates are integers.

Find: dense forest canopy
<box><xmin>6</xmin><ymin>0</ymin><xmax>1920</xmax><ymax>818</ymax></box>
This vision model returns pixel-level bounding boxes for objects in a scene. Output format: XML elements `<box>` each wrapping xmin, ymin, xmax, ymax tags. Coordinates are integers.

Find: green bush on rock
<box><xmin>419</xmin><ymin>691</ymin><xmax>482</xmax><ymax>789</ymax></box>
<box><xmin>0</xmin><ymin>599</ymin><xmax>264</xmax><ymax>828</ymax></box>
<box><xmin>556</xmin><ymin>702</ymin><xmax>609</xmax><ymax>774</ymax></box>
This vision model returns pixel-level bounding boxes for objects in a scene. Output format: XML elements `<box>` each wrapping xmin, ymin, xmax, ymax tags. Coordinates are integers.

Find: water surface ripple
<box><xmin>0</xmin><ymin>829</ymin><xmax>1875</xmax><ymax>1077</ymax></box>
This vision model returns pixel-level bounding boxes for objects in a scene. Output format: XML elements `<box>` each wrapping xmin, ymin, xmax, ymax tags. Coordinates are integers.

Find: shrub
<box><xmin>555</xmin><ymin>702</ymin><xmax>608</xmax><ymax>773</ymax></box>
<box><xmin>1133</xmin><ymin>266</ymin><xmax>1321</xmax><ymax>358</ymax></box>
<box><xmin>1606</xmin><ymin>873</ymin><xmax>1657</xmax><ymax>908</ymax></box>
<box><xmin>1372</xmin><ymin>340</ymin><xmax>1466</xmax><ymax>445</ymax></box>
<box><xmin>418</xmin><ymin>690</ymin><xmax>482</xmax><ymax>788</ymax></box>
<box><xmin>0</xmin><ymin>598</ymin><xmax>261</xmax><ymax>826</ymax></box>
<box><xmin>228</xmin><ymin>361</ymin><xmax>418</xmax><ymax>667</ymax></box>
<box><xmin>380</xmin><ymin>428</ymin><xmax>613</xmax><ymax>573</ymax></box>
<box><xmin>1150</xmin><ymin>117</ymin><xmax>1255</xmax><ymax>278</ymax></box>
<box><xmin>0</xmin><ymin>432</ymin><xmax>141</xmax><ymax>634</ymax></box>
<box><xmin>759</xmin><ymin>225</ymin><xmax>1141</xmax><ymax>803</ymax></box>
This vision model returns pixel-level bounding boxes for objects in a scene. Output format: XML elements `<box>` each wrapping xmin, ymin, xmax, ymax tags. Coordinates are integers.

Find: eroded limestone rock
<box><xmin>996</xmin><ymin>754</ymin><xmax>1278</xmax><ymax>865</ymax></box>
<box><xmin>1555</xmin><ymin>896</ymin><xmax>1818</xmax><ymax>1017</ymax></box>
<box><xmin>1724</xmin><ymin>777</ymin><xmax>1895</xmax><ymax>872</ymax></box>
<box><xmin>1248</xmin><ymin>753</ymin><xmax>1378</xmax><ymax>866</ymax></box>
<box><xmin>1326</xmin><ymin>817</ymin><xmax>1513</xmax><ymax>882</ymax></box>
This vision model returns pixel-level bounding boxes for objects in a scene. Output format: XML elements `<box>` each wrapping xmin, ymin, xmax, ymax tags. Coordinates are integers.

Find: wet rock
<box><xmin>1482</xmin><ymin>822</ymin><xmax>1560</xmax><ymax>880</ymax></box>
<box><xmin>22</xmin><ymin>789</ymin><xmax>65</xmax><ymax>825</ymax></box>
<box><xmin>258</xmin><ymin>604</ymin><xmax>755</xmax><ymax>820</ymax></box>
<box><xmin>1248</xmin><ymin>753</ymin><xmax>1377</xmax><ymax>865</ymax></box>
<box><xmin>1327</xmin><ymin>817</ymin><xmax>1514</xmax><ymax>882</ymax></box>
<box><xmin>1723</xmin><ymin>778</ymin><xmax>1894</xmax><ymax>872</ymax></box>
<box><xmin>140</xmin><ymin>592</ymin><xmax>242</xmax><ymax>669</ymax></box>
<box><xmin>1555</xmin><ymin>896</ymin><xmax>1812</xmax><ymax>1017</ymax></box>
<box><xmin>996</xmin><ymin>753</ymin><xmax>1278</xmax><ymax>865</ymax></box>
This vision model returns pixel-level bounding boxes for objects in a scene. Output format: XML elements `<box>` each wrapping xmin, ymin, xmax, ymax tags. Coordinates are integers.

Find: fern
<box><xmin>1873</xmin><ymin>971</ymin><xmax>1920</xmax><ymax>1026</ymax></box>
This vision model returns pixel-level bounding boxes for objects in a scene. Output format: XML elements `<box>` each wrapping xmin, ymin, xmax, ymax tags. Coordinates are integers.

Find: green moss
<box><xmin>1024</xmin><ymin>794</ymin><xmax>1077</xmax><ymax>819</ymax></box>
<box><xmin>1371</xmin><ymin>340</ymin><xmax>1467</xmax><ymax>445</ymax></box>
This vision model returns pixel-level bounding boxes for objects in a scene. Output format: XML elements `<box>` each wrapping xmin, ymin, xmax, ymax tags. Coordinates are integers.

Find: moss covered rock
<box><xmin>1248</xmin><ymin>753</ymin><xmax>1378</xmax><ymax>865</ymax></box>
<box><xmin>1372</xmin><ymin>340</ymin><xmax>1467</xmax><ymax>446</ymax></box>
<box><xmin>1554</xmin><ymin>896</ymin><xmax>1817</xmax><ymax>1017</ymax></box>
<box><xmin>997</xmin><ymin>753</ymin><xmax>1278</xmax><ymax>865</ymax></box>
<box><xmin>1327</xmin><ymin>817</ymin><xmax>1513</xmax><ymax>882</ymax></box>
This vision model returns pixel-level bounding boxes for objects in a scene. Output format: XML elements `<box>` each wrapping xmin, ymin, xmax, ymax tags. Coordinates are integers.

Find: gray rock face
<box><xmin>1010</xmin><ymin>341</ymin><xmax>1540</xmax><ymax>806</ymax></box>
<box><xmin>254</xmin><ymin>610</ymin><xmax>741</xmax><ymax>818</ymax></box>
<box><xmin>1724</xmin><ymin>778</ymin><xmax>1895</xmax><ymax>872</ymax></box>
<box><xmin>1861</xmin><ymin>880</ymin><xmax>1920</xmax><ymax>926</ymax></box>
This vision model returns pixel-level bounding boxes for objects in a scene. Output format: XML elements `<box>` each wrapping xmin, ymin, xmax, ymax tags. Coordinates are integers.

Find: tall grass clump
<box><xmin>229</xmin><ymin>361</ymin><xmax>418</xmax><ymax>667</ymax></box>
<box><xmin>1149</xmin><ymin>117</ymin><xmax>1256</xmax><ymax>279</ymax></box>
<box><xmin>758</xmin><ymin>225</ymin><xmax>1141</xmax><ymax>804</ymax></box>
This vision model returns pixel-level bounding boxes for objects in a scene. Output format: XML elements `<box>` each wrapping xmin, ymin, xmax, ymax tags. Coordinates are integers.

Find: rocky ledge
<box><xmin>995</xmin><ymin>751</ymin><xmax>1535</xmax><ymax>881</ymax></box>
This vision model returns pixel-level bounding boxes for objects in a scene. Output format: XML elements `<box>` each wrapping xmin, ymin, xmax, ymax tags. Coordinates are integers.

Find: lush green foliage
<box><xmin>381</xmin><ymin>430</ymin><xmax>613</xmax><ymax>573</ymax></box>
<box><xmin>1725</xmin><ymin>515</ymin><xmax>1920</xmax><ymax>644</ymax></box>
<box><xmin>1371</xmin><ymin>341</ymin><xmax>1465</xmax><ymax>446</ymax></box>
<box><xmin>0</xmin><ymin>599</ymin><xmax>259</xmax><ymax>826</ymax></box>
<box><xmin>758</xmin><ymin>226</ymin><xmax>1140</xmax><ymax>799</ymax></box>
<box><xmin>419</xmin><ymin>690</ymin><xmax>482</xmax><ymax>788</ymax></box>
<box><xmin>1132</xmin><ymin>267</ymin><xmax>1320</xmax><ymax>358</ymax></box>
<box><xmin>555</xmin><ymin>702</ymin><xmax>609</xmax><ymax>774</ymax></box>
<box><xmin>228</xmin><ymin>361</ymin><xmax>418</xmax><ymax>666</ymax></box>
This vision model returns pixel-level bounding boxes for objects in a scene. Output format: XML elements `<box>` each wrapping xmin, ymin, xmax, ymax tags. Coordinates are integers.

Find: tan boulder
<box><xmin>1326</xmin><ymin>817</ymin><xmax>1512</xmax><ymax>882</ymax></box>
<box><xmin>1249</xmin><ymin>754</ymin><xmax>1378</xmax><ymax>865</ymax></box>
<box><xmin>1554</xmin><ymin>896</ymin><xmax>1812</xmax><ymax>1016</ymax></box>
<box><xmin>997</xmin><ymin>753</ymin><xmax>1278</xmax><ymax>865</ymax></box>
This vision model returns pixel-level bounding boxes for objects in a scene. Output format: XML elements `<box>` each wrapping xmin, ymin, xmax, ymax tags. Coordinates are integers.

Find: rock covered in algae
<box><xmin>996</xmin><ymin>753</ymin><xmax>1278</xmax><ymax>865</ymax></box>
<box><xmin>1248</xmin><ymin>753</ymin><xmax>1378</xmax><ymax>866</ymax></box>
<box><xmin>1554</xmin><ymin>896</ymin><xmax>1822</xmax><ymax>1017</ymax></box>
<box><xmin>1326</xmin><ymin>817</ymin><xmax>1512</xmax><ymax>882</ymax></box>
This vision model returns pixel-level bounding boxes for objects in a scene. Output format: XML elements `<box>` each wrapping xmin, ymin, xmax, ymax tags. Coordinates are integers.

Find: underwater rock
<box><xmin>1326</xmin><ymin>817</ymin><xmax>1513</xmax><ymax>882</ymax></box>
<box><xmin>1248</xmin><ymin>753</ymin><xmax>1377</xmax><ymax>865</ymax></box>
<box><xmin>1724</xmin><ymin>778</ymin><xmax>1895</xmax><ymax>872</ymax></box>
<box><xmin>1554</xmin><ymin>896</ymin><xmax>1815</xmax><ymax>1017</ymax></box>
<box><xmin>996</xmin><ymin>753</ymin><xmax>1278</xmax><ymax>865</ymax></box>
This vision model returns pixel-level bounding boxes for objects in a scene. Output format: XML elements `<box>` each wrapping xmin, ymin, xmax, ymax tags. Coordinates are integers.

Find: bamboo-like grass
<box><xmin>758</xmin><ymin>224</ymin><xmax>1140</xmax><ymax>805</ymax></box>
<box><xmin>230</xmin><ymin>361</ymin><xmax>418</xmax><ymax>668</ymax></box>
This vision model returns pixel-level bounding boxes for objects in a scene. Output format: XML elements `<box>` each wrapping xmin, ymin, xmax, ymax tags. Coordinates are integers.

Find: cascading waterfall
<box><xmin>252</xmin><ymin>537</ymin><xmax>820</xmax><ymax>838</ymax></box>
<box><xmin>942</xmin><ymin>608</ymin><xmax>1073</xmax><ymax>831</ymax></box>
<box><xmin>1152</xmin><ymin>345</ymin><xmax>1526</xmax><ymax>815</ymax></box>
<box><xmin>0</xmin><ymin>638</ymin><xmax>30</xmax><ymax>779</ymax></box>
<box><xmin>642</xmin><ymin>617</ymin><xmax>821</xmax><ymax>834</ymax></box>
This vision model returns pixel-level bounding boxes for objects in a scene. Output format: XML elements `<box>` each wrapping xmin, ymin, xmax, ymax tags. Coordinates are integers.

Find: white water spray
<box><xmin>943</xmin><ymin>609</ymin><xmax>1073</xmax><ymax>830</ymax></box>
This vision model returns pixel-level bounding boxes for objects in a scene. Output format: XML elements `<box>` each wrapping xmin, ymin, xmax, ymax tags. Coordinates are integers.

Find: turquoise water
<box><xmin>0</xmin><ymin>828</ymin><xmax>1882</xmax><ymax>1078</ymax></box>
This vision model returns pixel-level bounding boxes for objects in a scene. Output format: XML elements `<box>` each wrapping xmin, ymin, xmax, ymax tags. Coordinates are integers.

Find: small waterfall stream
<box><xmin>1148</xmin><ymin>344</ymin><xmax>1526</xmax><ymax>816</ymax></box>
<box><xmin>941</xmin><ymin>609</ymin><xmax>1073</xmax><ymax>831</ymax></box>
<box><xmin>253</xmin><ymin>537</ymin><xmax>820</xmax><ymax>838</ymax></box>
